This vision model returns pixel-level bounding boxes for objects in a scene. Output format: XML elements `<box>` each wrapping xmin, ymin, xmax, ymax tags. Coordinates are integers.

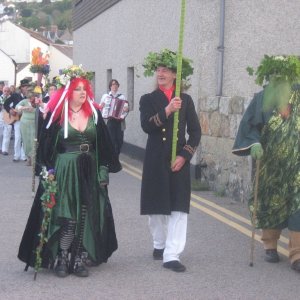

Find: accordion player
<box><xmin>100</xmin><ymin>94</ymin><xmax>129</xmax><ymax>120</ymax></box>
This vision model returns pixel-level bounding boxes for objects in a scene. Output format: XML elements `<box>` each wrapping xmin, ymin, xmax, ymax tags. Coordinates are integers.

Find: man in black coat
<box><xmin>139</xmin><ymin>50</ymin><xmax>201</xmax><ymax>272</ymax></box>
<box><xmin>3</xmin><ymin>78</ymin><xmax>30</xmax><ymax>161</ymax></box>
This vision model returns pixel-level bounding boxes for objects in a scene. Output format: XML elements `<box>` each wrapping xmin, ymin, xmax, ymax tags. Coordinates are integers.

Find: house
<box><xmin>73</xmin><ymin>0</ymin><xmax>300</xmax><ymax>199</ymax></box>
<box><xmin>0</xmin><ymin>19</ymin><xmax>72</xmax><ymax>87</ymax></box>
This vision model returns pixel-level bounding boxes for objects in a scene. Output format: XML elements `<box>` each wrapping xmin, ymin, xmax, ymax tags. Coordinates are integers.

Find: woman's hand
<box><xmin>171</xmin><ymin>155</ymin><xmax>186</xmax><ymax>172</ymax></box>
<box><xmin>165</xmin><ymin>97</ymin><xmax>182</xmax><ymax>117</ymax></box>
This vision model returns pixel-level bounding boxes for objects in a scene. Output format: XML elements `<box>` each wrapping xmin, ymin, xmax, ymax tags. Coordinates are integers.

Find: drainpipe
<box><xmin>216</xmin><ymin>0</ymin><xmax>225</xmax><ymax>96</ymax></box>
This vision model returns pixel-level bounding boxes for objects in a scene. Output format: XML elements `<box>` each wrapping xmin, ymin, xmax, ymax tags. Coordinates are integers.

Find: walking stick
<box><xmin>249</xmin><ymin>159</ymin><xmax>260</xmax><ymax>267</ymax></box>
<box><xmin>32</xmin><ymin>106</ymin><xmax>39</xmax><ymax>197</ymax></box>
<box><xmin>171</xmin><ymin>0</ymin><xmax>186</xmax><ymax>163</ymax></box>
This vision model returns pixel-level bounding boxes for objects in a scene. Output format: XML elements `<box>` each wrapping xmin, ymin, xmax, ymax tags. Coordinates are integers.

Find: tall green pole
<box><xmin>171</xmin><ymin>0</ymin><xmax>186</xmax><ymax>163</ymax></box>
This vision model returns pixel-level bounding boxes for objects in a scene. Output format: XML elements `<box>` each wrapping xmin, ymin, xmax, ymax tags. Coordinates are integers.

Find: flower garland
<box><xmin>30</xmin><ymin>47</ymin><xmax>50</xmax><ymax>75</ymax></box>
<box><xmin>34</xmin><ymin>167</ymin><xmax>57</xmax><ymax>280</ymax></box>
<box><xmin>56</xmin><ymin>64</ymin><xmax>94</xmax><ymax>88</ymax></box>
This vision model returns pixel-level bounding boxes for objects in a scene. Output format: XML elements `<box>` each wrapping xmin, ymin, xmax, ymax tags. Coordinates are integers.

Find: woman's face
<box><xmin>72</xmin><ymin>82</ymin><xmax>87</xmax><ymax>105</ymax></box>
<box><xmin>110</xmin><ymin>81</ymin><xmax>119</xmax><ymax>93</ymax></box>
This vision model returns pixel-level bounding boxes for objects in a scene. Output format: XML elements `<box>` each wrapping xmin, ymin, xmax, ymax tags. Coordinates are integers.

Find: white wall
<box><xmin>0</xmin><ymin>21</ymin><xmax>30</xmax><ymax>63</ymax></box>
<box><xmin>73</xmin><ymin>0</ymin><xmax>300</xmax><ymax>153</ymax></box>
<box><xmin>49</xmin><ymin>45</ymin><xmax>72</xmax><ymax>81</ymax></box>
<box><xmin>0</xmin><ymin>51</ymin><xmax>15</xmax><ymax>85</ymax></box>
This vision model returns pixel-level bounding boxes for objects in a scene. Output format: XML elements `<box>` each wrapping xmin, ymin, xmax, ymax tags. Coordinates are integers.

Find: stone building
<box><xmin>72</xmin><ymin>0</ymin><xmax>300</xmax><ymax>201</ymax></box>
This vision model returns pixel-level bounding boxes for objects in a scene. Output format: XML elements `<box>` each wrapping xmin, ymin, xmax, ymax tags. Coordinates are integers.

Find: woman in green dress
<box><xmin>18</xmin><ymin>66</ymin><xmax>122</xmax><ymax>278</ymax></box>
<box><xmin>16</xmin><ymin>91</ymin><xmax>37</xmax><ymax>166</ymax></box>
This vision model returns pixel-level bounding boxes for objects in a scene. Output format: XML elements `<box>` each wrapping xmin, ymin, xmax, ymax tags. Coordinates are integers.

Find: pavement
<box><xmin>0</xmin><ymin>149</ymin><xmax>299</xmax><ymax>300</ymax></box>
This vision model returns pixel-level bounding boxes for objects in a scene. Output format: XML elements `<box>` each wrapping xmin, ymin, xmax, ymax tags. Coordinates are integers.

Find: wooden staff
<box><xmin>249</xmin><ymin>159</ymin><xmax>260</xmax><ymax>267</ymax></box>
<box><xmin>171</xmin><ymin>0</ymin><xmax>186</xmax><ymax>163</ymax></box>
<box><xmin>32</xmin><ymin>105</ymin><xmax>39</xmax><ymax>197</ymax></box>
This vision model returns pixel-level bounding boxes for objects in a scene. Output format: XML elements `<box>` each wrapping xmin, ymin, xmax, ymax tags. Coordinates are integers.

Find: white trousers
<box><xmin>1</xmin><ymin>123</ymin><xmax>12</xmax><ymax>152</ymax></box>
<box><xmin>0</xmin><ymin>112</ymin><xmax>4</xmax><ymax>147</ymax></box>
<box><xmin>148</xmin><ymin>212</ymin><xmax>188</xmax><ymax>263</ymax></box>
<box><xmin>12</xmin><ymin>121</ymin><xmax>26</xmax><ymax>160</ymax></box>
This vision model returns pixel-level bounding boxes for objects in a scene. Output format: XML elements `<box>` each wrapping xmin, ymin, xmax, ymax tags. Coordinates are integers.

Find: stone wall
<box><xmin>198</xmin><ymin>95</ymin><xmax>253</xmax><ymax>202</ymax></box>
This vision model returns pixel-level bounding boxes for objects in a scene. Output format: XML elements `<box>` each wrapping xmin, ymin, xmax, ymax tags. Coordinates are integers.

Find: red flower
<box><xmin>45</xmin><ymin>193</ymin><xmax>56</xmax><ymax>209</ymax></box>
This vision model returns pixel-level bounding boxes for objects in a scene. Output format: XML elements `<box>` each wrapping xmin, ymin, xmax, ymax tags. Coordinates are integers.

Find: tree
<box><xmin>20</xmin><ymin>8</ymin><xmax>33</xmax><ymax>18</ymax></box>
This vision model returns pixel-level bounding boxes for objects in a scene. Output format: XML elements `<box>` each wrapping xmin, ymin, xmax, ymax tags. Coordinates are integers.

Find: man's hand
<box><xmin>165</xmin><ymin>97</ymin><xmax>182</xmax><ymax>117</ymax></box>
<box><xmin>250</xmin><ymin>143</ymin><xmax>263</xmax><ymax>160</ymax></box>
<box><xmin>171</xmin><ymin>155</ymin><xmax>186</xmax><ymax>172</ymax></box>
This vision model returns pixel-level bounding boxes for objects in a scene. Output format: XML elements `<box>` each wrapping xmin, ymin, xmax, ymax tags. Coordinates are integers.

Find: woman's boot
<box><xmin>54</xmin><ymin>250</ymin><xmax>69</xmax><ymax>277</ymax></box>
<box><xmin>73</xmin><ymin>254</ymin><xmax>89</xmax><ymax>277</ymax></box>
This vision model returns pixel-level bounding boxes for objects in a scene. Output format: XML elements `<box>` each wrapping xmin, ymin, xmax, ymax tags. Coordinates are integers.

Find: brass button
<box><xmin>162</xmin><ymin>128</ymin><xmax>166</xmax><ymax>132</ymax></box>
<box><xmin>163</xmin><ymin>137</ymin><xmax>166</xmax><ymax>141</ymax></box>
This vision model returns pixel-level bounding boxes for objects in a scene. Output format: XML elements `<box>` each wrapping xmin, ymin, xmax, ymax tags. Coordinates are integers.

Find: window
<box><xmin>127</xmin><ymin>67</ymin><xmax>134</xmax><ymax>110</ymax></box>
<box><xmin>106</xmin><ymin>69</ymin><xmax>112</xmax><ymax>90</ymax></box>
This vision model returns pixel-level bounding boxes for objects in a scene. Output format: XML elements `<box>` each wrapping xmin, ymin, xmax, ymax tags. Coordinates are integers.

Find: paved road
<box><xmin>0</xmin><ymin>151</ymin><xmax>299</xmax><ymax>300</ymax></box>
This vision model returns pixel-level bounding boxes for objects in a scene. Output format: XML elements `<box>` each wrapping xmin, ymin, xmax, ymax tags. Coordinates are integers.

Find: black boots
<box><xmin>264</xmin><ymin>249</ymin><xmax>280</xmax><ymax>263</ymax></box>
<box><xmin>73</xmin><ymin>255</ymin><xmax>89</xmax><ymax>277</ymax></box>
<box><xmin>55</xmin><ymin>251</ymin><xmax>89</xmax><ymax>277</ymax></box>
<box><xmin>55</xmin><ymin>250</ymin><xmax>69</xmax><ymax>278</ymax></box>
<box><xmin>153</xmin><ymin>248</ymin><xmax>164</xmax><ymax>260</ymax></box>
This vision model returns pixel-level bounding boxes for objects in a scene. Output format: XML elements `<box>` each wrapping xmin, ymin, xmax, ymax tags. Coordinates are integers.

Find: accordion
<box><xmin>101</xmin><ymin>96</ymin><xmax>129</xmax><ymax>120</ymax></box>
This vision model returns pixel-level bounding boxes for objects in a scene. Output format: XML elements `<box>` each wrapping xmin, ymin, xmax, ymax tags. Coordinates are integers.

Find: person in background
<box><xmin>4</xmin><ymin>79</ymin><xmax>30</xmax><ymax>162</ymax></box>
<box><xmin>100</xmin><ymin>79</ymin><xmax>128</xmax><ymax>158</ymax></box>
<box><xmin>0</xmin><ymin>86</ymin><xmax>11</xmax><ymax>154</ymax></box>
<box><xmin>10</xmin><ymin>85</ymin><xmax>16</xmax><ymax>94</ymax></box>
<box><xmin>0</xmin><ymin>81</ymin><xmax>4</xmax><ymax>96</ymax></box>
<box><xmin>16</xmin><ymin>87</ymin><xmax>42</xmax><ymax>166</ymax></box>
<box><xmin>43</xmin><ymin>83</ymin><xmax>57</xmax><ymax>103</ymax></box>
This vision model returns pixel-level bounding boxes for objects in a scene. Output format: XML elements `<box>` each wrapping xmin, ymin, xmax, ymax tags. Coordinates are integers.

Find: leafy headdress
<box><xmin>143</xmin><ymin>48</ymin><xmax>193</xmax><ymax>87</ymax></box>
<box><xmin>46</xmin><ymin>65</ymin><xmax>97</xmax><ymax>138</ymax></box>
<box><xmin>247</xmin><ymin>55</ymin><xmax>300</xmax><ymax>111</ymax></box>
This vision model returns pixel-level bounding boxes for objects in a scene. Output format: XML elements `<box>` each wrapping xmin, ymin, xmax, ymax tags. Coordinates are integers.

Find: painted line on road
<box><xmin>191</xmin><ymin>201</ymin><xmax>288</xmax><ymax>257</ymax></box>
<box><xmin>191</xmin><ymin>193</ymin><xmax>289</xmax><ymax>245</ymax></box>
<box><xmin>121</xmin><ymin>164</ymin><xmax>289</xmax><ymax>253</ymax></box>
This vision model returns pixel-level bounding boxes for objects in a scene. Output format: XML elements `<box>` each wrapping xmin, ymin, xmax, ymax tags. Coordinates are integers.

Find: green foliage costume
<box><xmin>233</xmin><ymin>55</ymin><xmax>300</xmax><ymax>230</ymax></box>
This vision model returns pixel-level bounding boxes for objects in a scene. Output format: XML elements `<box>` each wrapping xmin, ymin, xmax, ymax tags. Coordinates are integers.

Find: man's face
<box><xmin>156</xmin><ymin>66</ymin><xmax>176</xmax><ymax>88</ymax></box>
<box><xmin>20</xmin><ymin>85</ymin><xmax>28</xmax><ymax>95</ymax></box>
<box><xmin>2</xmin><ymin>87</ymin><xmax>10</xmax><ymax>97</ymax></box>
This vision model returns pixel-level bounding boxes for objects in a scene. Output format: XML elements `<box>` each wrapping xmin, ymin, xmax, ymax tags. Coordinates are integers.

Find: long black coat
<box><xmin>139</xmin><ymin>89</ymin><xmax>201</xmax><ymax>215</ymax></box>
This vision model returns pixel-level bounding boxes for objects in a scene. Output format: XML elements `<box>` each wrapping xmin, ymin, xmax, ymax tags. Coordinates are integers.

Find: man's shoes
<box><xmin>153</xmin><ymin>248</ymin><xmax>164</xmax><ymax>260</ymax></box>
<box><xmin>163</xmin><ymin>260</ymin><xmax>186</xmax><ymax>272</ymax></box>
<box><xmin>291</xmin><ymin>259</ymin><xmax>300</xmax><ymax>272</ymax></box>
<box><xmin>264</xmin><ymin>249</ymin><xmax>280</xmax><ymax>263</ymax></box>
<box><xmin>2</xmin><ymin>152</ymin><xmax>8</xmax><ymax>156</ymax></box>
<box><xmin>13</xmin><ymin>158</ymin><xmax>19</xmax><ymax>162</ymax></box>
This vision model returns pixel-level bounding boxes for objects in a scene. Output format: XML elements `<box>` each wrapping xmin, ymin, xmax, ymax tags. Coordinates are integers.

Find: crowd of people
<box><xmin>1</xmin><ymin>50</ymin><xmax>299</xmax><ymax>281</ymax></box>
<box><xmin>0</xmin><ymin>79</ymin><xmax>56</xmax><ymax>165</ymax></box>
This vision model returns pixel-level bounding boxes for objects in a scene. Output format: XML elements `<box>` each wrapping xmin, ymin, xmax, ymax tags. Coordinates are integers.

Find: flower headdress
<box><xmin>46</xmin><ymin>64</ymin><xmax>97</xmax><ymax>138</ymax></box>
<box><xmin>30</xmin><ymin>47</ymin><xmax>50</xmax><ymax>75</ymax></box>
<box><xmin>56</xmin><ymin>64</ymin><xmax>94</xmax><ymax>88</ymax></box>
<box><xmin>143</xmin><ymin>48</ymin><xmax>193</xmax><ymax>81</ymax></box>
